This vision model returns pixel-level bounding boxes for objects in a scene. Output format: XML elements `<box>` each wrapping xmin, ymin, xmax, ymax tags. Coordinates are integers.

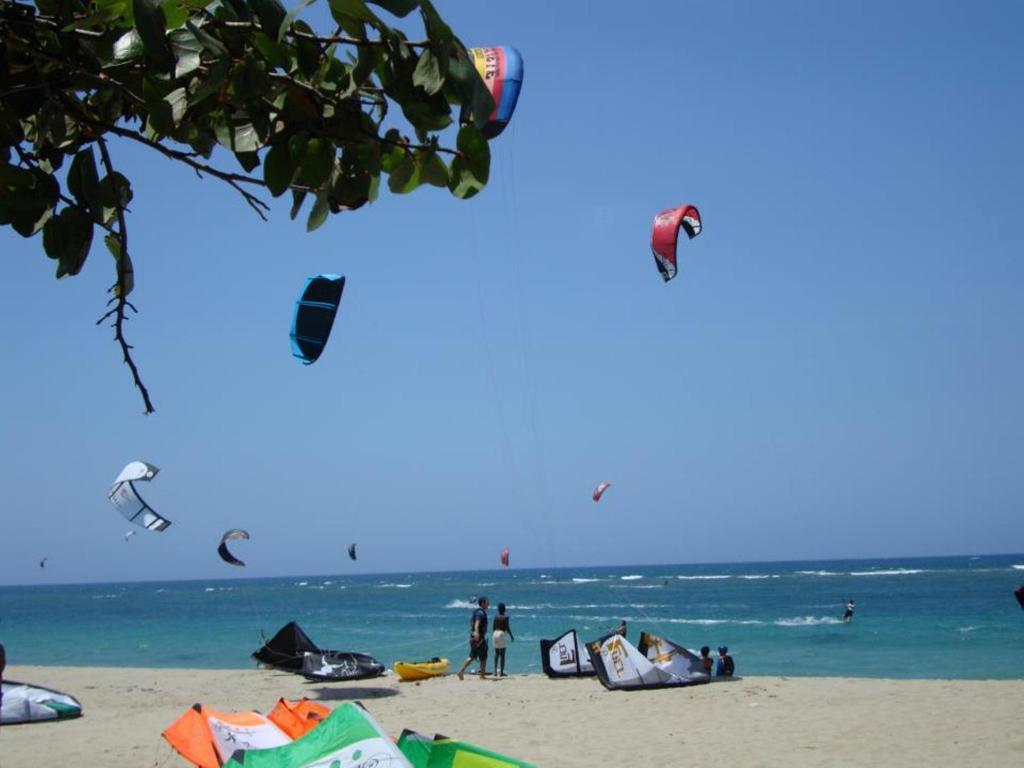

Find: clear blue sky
<box><xmin>3</xmin><ymin>1</ymin><xmax>1023</xmax><ymax>585</ymax></box>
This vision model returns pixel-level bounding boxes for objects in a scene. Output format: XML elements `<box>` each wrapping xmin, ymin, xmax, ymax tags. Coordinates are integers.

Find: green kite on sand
<box><xmin>397</xmin><ymin>729</ymin><xmax>536</xmax><ymax>767</ymax></box>
<box><xmin>220</xmin><ymin>703</ymin><xmax>535</xmax><ymax>767</ymax></box>
<box><xmin>222</xmin><ymin>703</ymin><xmax>403</xmax><ymax>767</ymax></box>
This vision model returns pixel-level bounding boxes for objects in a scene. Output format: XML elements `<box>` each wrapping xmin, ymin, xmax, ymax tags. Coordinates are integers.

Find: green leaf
<box><xmin>249</xmin><ymin>0</ymin><xmax>288</xmax><ymax>40</ymax></box>
<box><xmin>387</xmin><ymin>154</ymin><xmax>419</xmax><ymax>194</ymax></box>
<box><xmin>263</xmin><ymin>143</ymin><xmax>296</xmax><ymax>196</ymax></box>
<box><xmin>214</xmin><ymin>118</ymin><xmax>261</xmax><ymax>153</ymax></box>
<box><xmin>132</xmin><ymin>0</ymin><xmax>172</xmax><ymax>66</ymax></box>
<box><xmin>299</xmin><ymin>138</ymin><xmax>334</xmax><ymax>188</ymax></box>
<box><xmin>67</xmin><ymin>148</ymin><xmax>102</xmax><ymax>214</ymax></box>
<box><xmin>169</xmin><ymin>28</ymin><xmax>203</xmax><ymax>77</ymax></box>
<box><xmin>413</xmin><ymin>49</ymin><xmax>444</xmax><ymax>95</ymax></box>
<box><xmin>104</xmin><ymin>233</ymin><xmax>135</xmax><ymax>296</ymax></box>
<box><xmin>367</xmin><ymin>0</ymin><xmax>417</xmax><ymax>16</ymax></box>
<box><xmin>161</xmin><ymin>0</ymin><xmax>189</xmax><ymax>29</ymax></box>
<box><xmin>328</xmin><ymin>0</ymin><xmax>383</xmax><ymax>28</ymax></box>
<box><xmin>448</xmin><ymin>124</ymin><xmax>489</xmax><ymax>199</ymax></box>
<box><xmin>417</xmin><ymin>149</ymin><xmax>448</xmax><ymax>188</ymax></box>
<box><xmin>306</xmin><ymin>184</ymin><xmax>331</xmax><ymax>232</ymax></box>
<box><xmin>113</xmin><ymin>29</ymin><xmax>144</xmax><ymax>63</ymax></box>
<box><xmin>185</xmin><ymin>20</ymin><xmax>229</xmax><ymax>57</ymax></box>
<box><xmin>43</xmin><ymin>207</ymin><xmax>94</xmax><ymax>278</ymax></box>
<box><xmin>278</xmin><ymin>0</ymin><xmax>317</xmax><ymax>42</ymax></box>
<box><xmin>235</xmin><ymin>151</ymin><xmax>259</xmax><ymax>172</ymax></box>
<box><xmin>290</xmin><ymin>188</ymin><xmax>308</xmax><ymax>220</ymax></box>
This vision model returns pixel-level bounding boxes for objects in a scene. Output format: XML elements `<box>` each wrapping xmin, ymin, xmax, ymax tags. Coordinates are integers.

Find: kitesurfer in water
<box><xmin>457</xmin><ymin>596</ymin><xmax>489</xmax><ymax>680</ymax></box>
<box><xmin>843</xmin><ymin>599</ymin><xmax>855</xmax><ymax>623</ymax></box>
<box><xmin>492</xmin><ymin>602</ymin><xmax>515</xmax><ymax>677</ymax></box>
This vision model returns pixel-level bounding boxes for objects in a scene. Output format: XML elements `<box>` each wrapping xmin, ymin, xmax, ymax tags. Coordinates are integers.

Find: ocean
<box><xmin>2</xmin><ymin>554</ymin><xmax>1022</xmax><ymax>679</ymax></box>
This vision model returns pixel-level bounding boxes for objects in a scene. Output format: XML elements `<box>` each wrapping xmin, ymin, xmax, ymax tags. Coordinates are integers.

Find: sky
<box><xmin>2</xmin><ymin>1</ymin><xmax>1023</xmax><ymax>585</ymax></box>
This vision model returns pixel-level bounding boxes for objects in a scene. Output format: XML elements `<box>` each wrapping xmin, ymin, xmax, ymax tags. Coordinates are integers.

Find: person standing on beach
<box><xmin>457</xmin><ymin>596</ymin><xmax>489</xmax><ymax>680</ymax></box>
<box><xmin>843</xmin><ymin>599</ymin><xmax>855</xmax><ymax>623</ymax></box>
<box><xmin>492</xmin><ymin>602</ymin><xmax>515</xmax><ymax>677</ymax></box>
<box><xmin>0</xmin><ymin>643</ymin><xmax>6</xmax><ymax>713</ymax></box>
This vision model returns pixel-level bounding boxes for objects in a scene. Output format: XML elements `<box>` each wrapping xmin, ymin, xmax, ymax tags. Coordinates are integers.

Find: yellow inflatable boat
<box><xmin>393</xmin><ymin>657</ymin><xmax>450</xmax><ymax>681</ymax></box>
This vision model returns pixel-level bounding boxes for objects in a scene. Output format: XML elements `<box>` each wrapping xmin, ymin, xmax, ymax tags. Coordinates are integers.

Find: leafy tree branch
<box><xmin>1</xmin><ymin>0</ymin><xmax>495</xmax><ymax>413</ymax></box>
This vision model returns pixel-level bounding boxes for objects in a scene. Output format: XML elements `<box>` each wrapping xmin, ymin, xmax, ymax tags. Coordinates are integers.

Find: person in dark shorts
<box><xmin>492</xmin><ymin>602</ymin><xmax>515</xmax><ymax>677</ymax></box>
<box><xmin>457</xmin><ymin>596</ymin><xmax>490</xmax><ymax>680</ymax></box>
<box><xmin>0</xmin><ymin>642</ymin><xmax>6</xmax><ymax>713</ymax></box>
<box><xmin>843</xmin><ymin>599</ymin><xmax>855</xmax><ymax>623</ymax></box>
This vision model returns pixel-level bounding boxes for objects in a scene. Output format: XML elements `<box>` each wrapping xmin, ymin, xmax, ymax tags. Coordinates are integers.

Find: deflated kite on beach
<box><xmin>398</xmin><ymin>728</ymin><xmax>537</xmax><ymax>767</ymax></box>
<box><xmin>0</xmin><ymin>680</ymin><xmax>82</xmax><ymax>725</ymax></box>
<box><xmin>589</xmin><ymin>631</ymin><xmax>710</xmax><ymax>691</ymax></box>
<box><xmin>540</xmin><ymin>628</ymin><xmax>595</xmax><ymax>678</ymax></box>
<box><xmin>252</xmin><ymin>622</ymin><xmax>385</xmax><ymax>682</ymax></box>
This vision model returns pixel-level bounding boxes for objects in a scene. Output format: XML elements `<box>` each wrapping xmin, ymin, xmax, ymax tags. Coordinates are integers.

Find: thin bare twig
<box><xmin>95</xmin><ymin>136</ymin><xmax>154</xmax><ymax>414</ymax></box>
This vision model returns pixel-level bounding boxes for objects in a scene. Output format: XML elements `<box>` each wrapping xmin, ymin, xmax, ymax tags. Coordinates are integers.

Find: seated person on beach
<box><xmin>457</xmin><ymin>596</ymin><xmax>489</xmax><ymax>680</ymax></box>
<box><xmin>699</xmin><ymin>646</ymin><xmax>714</xmax><ymax>675</ymax></box>
<box><xmin>492</xmin><ymin>602</ymin><xmax>515</xmax><ymax>677</ymax></box>
<box><xmin>716</xmin><ymin>646</ymin><xmax>735</xmax><ymax>677</ymax></box>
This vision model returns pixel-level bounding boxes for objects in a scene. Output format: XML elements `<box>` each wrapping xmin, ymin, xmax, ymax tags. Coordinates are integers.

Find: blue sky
<box><xmin>2</xmin><ymin>1</ymin><xmax>1023</xmax><ymax>584</ymax></box>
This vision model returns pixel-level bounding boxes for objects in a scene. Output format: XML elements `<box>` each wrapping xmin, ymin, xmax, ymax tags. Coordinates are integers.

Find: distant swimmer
<box><xmin>842</xmin><ymin>599</ymin><xmax>855</xmax><ymax>623</ymax></box>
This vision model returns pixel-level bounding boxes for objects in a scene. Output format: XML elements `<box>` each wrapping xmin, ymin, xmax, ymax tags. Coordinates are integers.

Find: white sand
<box><xmin>3</xmin><ymin>666</ymin><xmax>1023</xmax><ymax>766</ymax></box>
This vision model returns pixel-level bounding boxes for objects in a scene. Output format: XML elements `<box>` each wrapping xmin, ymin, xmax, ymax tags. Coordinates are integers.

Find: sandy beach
<box><xmin>3</xmin><ymin>665</ymin><xmax>1022</xmax><ymax>767</ymax></box>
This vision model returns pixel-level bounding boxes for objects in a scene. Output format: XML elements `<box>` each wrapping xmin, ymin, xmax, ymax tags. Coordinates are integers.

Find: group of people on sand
<box><xmin>699</xmin><ymin>645</ymin><xmax>735</xmax><ymax>677</ymax></box>
<box><xmin>457</xmin><ymin>596</ymin><xmax>515</xmax><ymax>680</ymax></box>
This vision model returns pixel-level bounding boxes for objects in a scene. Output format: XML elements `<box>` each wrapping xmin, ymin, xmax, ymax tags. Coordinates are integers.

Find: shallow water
<box><xmin>2</xmin><ymin>554</ymin><xmax>1022</xmax><ymax>679</ymax></box>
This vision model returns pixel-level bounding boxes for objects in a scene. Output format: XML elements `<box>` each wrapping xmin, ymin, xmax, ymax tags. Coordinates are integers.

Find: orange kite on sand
<box><xmin>163</xmin><ymin>699</ymin><xmax>329</xmax><ymax>768</ymax></box>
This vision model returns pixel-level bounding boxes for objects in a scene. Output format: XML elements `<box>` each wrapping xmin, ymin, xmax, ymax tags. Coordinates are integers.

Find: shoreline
<box><xmin>4</xmin><ymin>665</ymin><xmax>1023</xmax><ymax>766</ymax></box>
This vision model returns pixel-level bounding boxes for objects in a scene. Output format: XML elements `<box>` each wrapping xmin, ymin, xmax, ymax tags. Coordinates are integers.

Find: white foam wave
<box><xmin>322</xmin><ymin>581</ymin><xmax>333</xmax><ymax>586</ymax></box>
<box><xmin>445</xmin><ymin>599</ymin><xmax>478</xmax><ymax>609</ymax></box>
<box><xmin>775</xmin><ymin>616</ymin><xmax>843</xmax><ymax>627</ymax></box>
<box><xmin>620</xmin><ymin>575</ymin><xmax>643</xmax><ymax>581</ymax></box>
<box><xmin>796</xmin><ymin>570</ymin><xmax>840</xmax><ymax>576</ymax></box>
<box><xmin>478</xmin><ymin>582</ymin><xmax>496</xmax><ymax>587</ymax></box>
<box><xmin>572</xmin><ymin>577</ymin><xmax>602</xmax><ymax>583</ymax></box>
<box><xmin>849</xmin><ymin>569</ymin><xmax>924</xmax><ymax>577</ymax></box>
<box><xmin>1012</xmin><ymin>565</ymin><xmax>1024</xmax><ymax>570</ymax></box>
<box><xmin>377</xmin><ymin>583</ymin><xmax>413</xmax><ymax>588</ymax></box>
<box><xmin>739</xmin><ymin>575</ymin><xmax>773</xmax><ymax>580</ymax></box>
<box><xmin>662</xmin><ymin>618</ymin><xmax>766</xmax><ymax>626</ymax></box>
<box><xmin>204</xmin><ymin>587</ymin><xmax>216</xmax><ymax>592</ymax></box>
<box><xmin>296</xmin><ymin>581</ymin><xmax>308</xmax><ymax>586</ymax></box>
<box><xmin>610</xmin><ymin>584</ymin><xmax>663</xmax><ymax>589</ymax></box>
<box><xmin>676</xmin><ymin>574</ymin><xmax>731</xmax><ymax>580</ymax></box>
<box><xmin>958</xmin><ymin>626</ymin><xmax>978</xmax><ymax>633</ymax></box>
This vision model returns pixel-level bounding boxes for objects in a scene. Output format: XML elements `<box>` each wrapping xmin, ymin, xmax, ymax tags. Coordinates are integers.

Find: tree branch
<box><xmin>102</xmin><ymin>124</ymin><xmax>272</xmax><ymax>220</ymax></box>
<box><xmin>95</xmin><ymin>135</ymin><xmax>154</xmax><ymax>414</ymax></box>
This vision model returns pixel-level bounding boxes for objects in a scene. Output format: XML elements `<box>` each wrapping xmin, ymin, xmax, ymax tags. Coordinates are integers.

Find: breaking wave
<box><xmin>849</xmin><ymin>569</ymin><xmax>924</xmax><ymax>577</ymax></box>
<box><xmin>620</xmin><ymin>575</ymin><xmax>644</xmax><ymax>581</ymax></box>
<box><xmin>377</xmin><ymin>583</ymin><xmax>413</xmax><ymax>589</ymax></box>
<box><xmin>796</xmin><ymin>570</ymin><xmax>840</xmax><ymax>576</ymax></box>
<box><xmin>676</xmin><ymin>574</ymin><xmax>732</xmax><ymax>580</ymax></box>
<box><xmin>774</xmin><ymin>616</ymin><xmax>843</xmax><ymax>626</ymax></box>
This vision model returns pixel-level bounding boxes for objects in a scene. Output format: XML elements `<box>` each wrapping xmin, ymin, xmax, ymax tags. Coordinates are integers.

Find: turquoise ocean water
<box><xmin>2</xmin><ymin>555</ymin><xmax>1022</xmax><ymax>679</ymax></box>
